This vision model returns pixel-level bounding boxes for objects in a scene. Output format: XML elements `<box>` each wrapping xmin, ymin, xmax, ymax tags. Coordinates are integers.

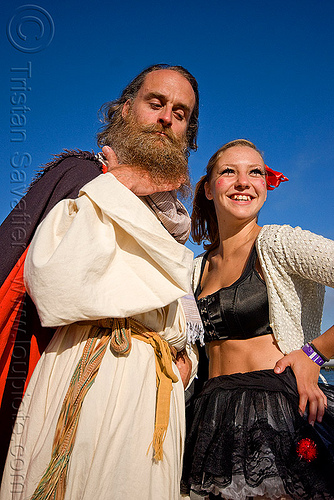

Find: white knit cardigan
<box><xmin>192</xmin><ymin>225</ymin><xmax>334</xmax><ymax>354</ymax></box>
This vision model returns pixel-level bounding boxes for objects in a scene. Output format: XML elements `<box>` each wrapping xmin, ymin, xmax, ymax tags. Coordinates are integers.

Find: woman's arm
<box><xmin>275</xmin><ymin>325</ymin><xmax>334</xmax><ymax>425</ymax></box>
<box><xmin>261</xmin><ymin>225</ymin><xmax>334</xmax><ymax>424</ymax></box>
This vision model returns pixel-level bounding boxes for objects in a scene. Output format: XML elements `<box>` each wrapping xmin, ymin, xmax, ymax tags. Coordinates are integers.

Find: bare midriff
<box><xmin>208</xmin><ymin>334</ymin><xmax>283</xmax><ymax>379</ymax></box>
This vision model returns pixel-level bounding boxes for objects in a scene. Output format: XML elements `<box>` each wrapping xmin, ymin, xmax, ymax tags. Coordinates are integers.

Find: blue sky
<box><xmin>1</xmin><ymin>0</ymin><xmax>333</xmax><ymax>329</ymax></box>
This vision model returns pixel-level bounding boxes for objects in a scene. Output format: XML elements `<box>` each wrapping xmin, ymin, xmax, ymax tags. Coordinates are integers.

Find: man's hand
<box><xmin>175</xmin><ymin>349</ymin><xmax>192</xmax><ymax>389</ymax></box>
<box><xmin>274</xmin><ymin>349</ymin><xmax>327</xmax><ymax>425</ymax></box>
<box><xmin>102</xmin><ymin>146</ymin><xmax>184</xmax><ymax>196</ymax></box>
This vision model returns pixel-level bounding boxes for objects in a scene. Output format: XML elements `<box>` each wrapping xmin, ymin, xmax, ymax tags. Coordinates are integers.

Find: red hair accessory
<box><xmin>296</xmin><ymin>438</ymin><xmax>318</xmax><ymax>462</ymax></box>
<box><xmin>265</xmin><ymin>165</ymin><xmax>289</xmax><ymax>190</ymax></box>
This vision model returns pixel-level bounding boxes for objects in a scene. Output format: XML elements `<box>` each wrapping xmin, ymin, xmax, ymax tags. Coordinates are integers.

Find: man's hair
<box><xmin>97</xmin><ymin>64</ymin><xmax>199</xmax><ymax>152</ymax></box>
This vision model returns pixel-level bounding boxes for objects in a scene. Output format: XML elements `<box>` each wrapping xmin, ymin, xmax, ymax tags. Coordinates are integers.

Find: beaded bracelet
<box><xmin>301</xmin><ymin>342</ymin><xmax>329</xmax><ymax>366</ymax></box>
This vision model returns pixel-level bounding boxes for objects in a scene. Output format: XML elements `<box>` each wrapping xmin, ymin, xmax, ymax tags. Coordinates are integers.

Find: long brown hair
<box><xmin>191</xmin><ymin>139</ymin><xmax>264</xmax><ymax>250</ymax></box>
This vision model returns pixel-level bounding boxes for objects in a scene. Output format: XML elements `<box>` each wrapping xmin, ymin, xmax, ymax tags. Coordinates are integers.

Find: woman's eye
<box><xmin>250</xmin><ymin>168</ymin><xmax>265</xmax><ymax>176</ymax></box>
<box><xmin>220</xmin><ymin>168</ymin><xmax>235</xmax><ymax>176</ymax></box>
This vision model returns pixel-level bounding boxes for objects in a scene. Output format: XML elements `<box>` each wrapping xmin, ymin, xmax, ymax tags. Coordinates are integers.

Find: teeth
<box><xmin>231</xmin><ymin>195</ymin><xmax>251</xmax><ymax>201</ymax></box>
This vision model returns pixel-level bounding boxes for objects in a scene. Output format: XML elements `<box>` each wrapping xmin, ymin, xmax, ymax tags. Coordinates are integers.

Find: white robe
<box><xmin>1</xmin><ymin>173</ymin><xmax>197</xmax><ymax>500</ymax></box>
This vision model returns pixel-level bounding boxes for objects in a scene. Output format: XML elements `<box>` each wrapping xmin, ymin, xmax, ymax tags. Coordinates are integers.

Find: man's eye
<box><xmin>150</xmin><ymin>102</ymin><xmax>162</xmax><ymax>109</ymax></box>
<box><xmin>174</xmin><ymin>111</ymin><xmax>185</xmax><ymax>121</ymax></box>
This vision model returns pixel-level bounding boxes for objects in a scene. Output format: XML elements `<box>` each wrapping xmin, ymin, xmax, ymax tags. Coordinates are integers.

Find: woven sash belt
<box><xmin>31</xmin><ymin>317</ymin><xmax>178</xmax><ymax>500</ymax></box>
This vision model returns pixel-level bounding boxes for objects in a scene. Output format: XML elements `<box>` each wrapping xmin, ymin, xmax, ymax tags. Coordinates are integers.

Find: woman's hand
<box><xmin>274</xmin><ymin>349</ymin><xmax>327</xmax><ymax>425</ymax></box>
<box><xmin>175</xmin><ymin>349</ymin><xmax>192</xmax><ymax>389</ymax></box>
<box><xmin>101</xmin><ymin>146</ymin><xmax>184</xmax><ymax>195</ymax></box>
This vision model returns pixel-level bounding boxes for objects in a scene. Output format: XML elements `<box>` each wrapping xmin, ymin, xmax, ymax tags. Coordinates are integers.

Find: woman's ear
<box><xmin>121</xmin><ymin>99</ymin><xmax>131</xmax><ymax>119</ymax></box>
<box><xmin>204</xmin><ymin>181</ymin><xmax>213</xmax><ymax>201</ymax></box>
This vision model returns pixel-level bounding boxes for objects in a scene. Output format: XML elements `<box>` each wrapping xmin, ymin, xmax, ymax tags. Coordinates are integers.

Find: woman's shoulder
<box><xmin>259</xmin><ymin>224</ymin><xmax>298</xmax><ymax>238</ymax></box>
<box><xmin>257</xmin><ymin>224</ymin><xmax>334</xmax><ymax>277</ymax></box>
<box><xmin>258</xmin><ymin>224</ymin><xmax>333</xmax><ymax>246</ymax></box>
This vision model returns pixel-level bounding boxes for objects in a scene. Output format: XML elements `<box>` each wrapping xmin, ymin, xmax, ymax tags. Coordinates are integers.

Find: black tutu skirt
<box><xmin>181</xmin><ymin>367</ymin><xmax>334</xmax><ymax>499</ymax></box>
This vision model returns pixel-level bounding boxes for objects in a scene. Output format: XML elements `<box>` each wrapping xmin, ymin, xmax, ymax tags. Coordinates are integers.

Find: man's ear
<box><xmin>122</xmin><ymin>99</ymin><xmax>131</xmax><ymax>119</ymax></box>
<box><xmin>204</xmin><ymin>181</ymin><xmax>213</xmax><ymax>200</ymax></box>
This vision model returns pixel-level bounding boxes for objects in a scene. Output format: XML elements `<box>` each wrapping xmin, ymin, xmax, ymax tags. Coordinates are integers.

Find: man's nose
<box><xmin>158</xmin><ymin>107</ymin><xmax>172</xmax><ymax>127</ymax></box>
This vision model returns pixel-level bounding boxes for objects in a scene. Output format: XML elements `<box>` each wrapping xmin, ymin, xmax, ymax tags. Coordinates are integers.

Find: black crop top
<box><xmin>195</xmin><ymin>246</ymin><xmax>273</xmax><ymax>343</ymax></box>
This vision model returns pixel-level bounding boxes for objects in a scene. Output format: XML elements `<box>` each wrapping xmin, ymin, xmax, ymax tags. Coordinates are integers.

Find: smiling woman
<box><xmin>204</xmin><ymin>143</ymin><xmax>267</xmax><ymax>230</ymax></box>
<box><xmin>182</xmin><ymin>139</ymin><xmax>334</xmax><ymax>500</ymax></box>
<box><xmin>192</xmin><ymin>140</ymin><xmax>270</xmax><ymax>251</ymax></box>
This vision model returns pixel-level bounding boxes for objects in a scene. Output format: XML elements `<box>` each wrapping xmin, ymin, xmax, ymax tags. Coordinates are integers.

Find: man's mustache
<box><xmin>139</xmin><ymin>124</ymin><xmax>179</xmax><ymax>145</ymax></box>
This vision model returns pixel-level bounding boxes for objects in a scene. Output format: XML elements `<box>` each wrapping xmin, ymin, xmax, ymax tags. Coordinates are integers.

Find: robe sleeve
<box><xmin>24</xmin><ymin>173</ymin><xmax>193</xmax><ymax>327</ymax></box>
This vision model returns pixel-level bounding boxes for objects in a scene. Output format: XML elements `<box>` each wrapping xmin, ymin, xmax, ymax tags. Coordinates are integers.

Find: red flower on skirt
<box><xmin>296</xmin><ymin>438</ymin><xmax>318</xmax><ymax>462</ymax></box>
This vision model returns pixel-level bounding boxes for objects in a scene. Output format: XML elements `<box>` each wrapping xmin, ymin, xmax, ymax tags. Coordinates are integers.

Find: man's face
<box><xmin>104</xmin><ymin>69</ymin><xmax>196</xmax><ymax>188</ymax></box>
<box><xmin>122</xmin><ymin>69</ymin><xmax>196</xmax><ymax>144</ymax></box>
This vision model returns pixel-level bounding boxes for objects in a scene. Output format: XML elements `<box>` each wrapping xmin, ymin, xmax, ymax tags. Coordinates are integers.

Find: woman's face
<box><xmin>205</xmin><ymin>146</ymin><xmax>267</xmax><ymax>223</ymax></box>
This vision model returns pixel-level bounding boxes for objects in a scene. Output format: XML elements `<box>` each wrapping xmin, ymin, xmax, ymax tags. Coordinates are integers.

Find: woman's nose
<box><xmin>235</xmin><ymin>173</ymin><xmax>250</xmax><ymax>188</ymax></box>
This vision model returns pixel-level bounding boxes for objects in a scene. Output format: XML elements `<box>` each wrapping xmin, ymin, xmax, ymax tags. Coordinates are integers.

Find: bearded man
<box><xmin>0</xmin><ymin>64</ymin><xmax>201</xmax><ymax>500</ymax></box>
